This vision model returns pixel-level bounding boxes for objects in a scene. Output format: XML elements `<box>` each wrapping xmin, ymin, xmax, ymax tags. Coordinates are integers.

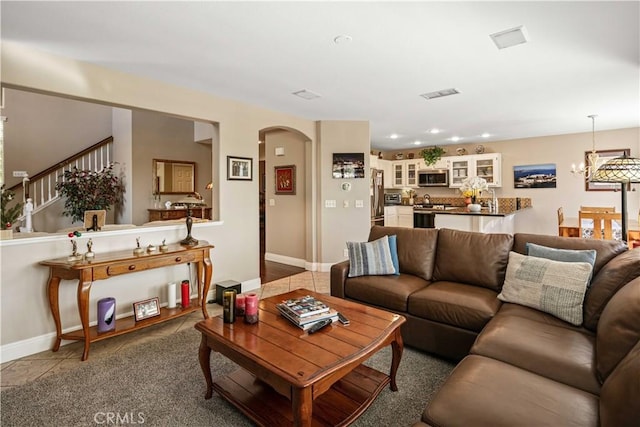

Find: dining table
<box><xmin>559</xmin><ymin>217</ymin><xmax>640</xmax><ymax>248</ymax></box>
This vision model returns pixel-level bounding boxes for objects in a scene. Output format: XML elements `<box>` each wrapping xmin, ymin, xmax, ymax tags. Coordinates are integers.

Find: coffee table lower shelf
<box><xmin>213</xmin><ymin>364</ymin><xmax>390</xmax><ymax>427</ymax></box>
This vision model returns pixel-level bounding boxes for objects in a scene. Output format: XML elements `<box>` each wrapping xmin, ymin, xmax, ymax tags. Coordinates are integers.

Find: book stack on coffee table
<box><xmin>276</xmin><ymin>295</ymin><xmax>338</xmax><ymax>330</ymax></box>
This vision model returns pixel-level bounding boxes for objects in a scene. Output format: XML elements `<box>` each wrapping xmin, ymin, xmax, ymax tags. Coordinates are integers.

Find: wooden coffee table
<box><xmin>196</xmin><ymin>289</ymin><xmax>406</xmax><ymax>427</ymax></box>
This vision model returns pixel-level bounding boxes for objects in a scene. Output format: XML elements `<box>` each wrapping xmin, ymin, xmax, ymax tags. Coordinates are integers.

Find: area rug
<box><xmin>1</xmin><ymin>327</ymin><xmax>454</xmax><ymax>426</ymax></box>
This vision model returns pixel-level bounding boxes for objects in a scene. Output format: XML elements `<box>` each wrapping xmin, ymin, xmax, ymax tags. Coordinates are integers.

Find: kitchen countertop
<box><xmin>413</xmin><ymin>206</ymin><xmax>530</xmax><ymax>217</ymax></box>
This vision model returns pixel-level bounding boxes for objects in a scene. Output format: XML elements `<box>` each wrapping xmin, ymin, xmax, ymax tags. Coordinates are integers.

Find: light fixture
<box><xmin>390</xmin><ymin>134</ymin><xmax>399</xmax><ymax>139</ymax></box>
<box><xmin>591</xmin><ymin>153</ymin><xmax>640</xmax><ymax>242</ymax></box>
<box><xmin>571</xmin><ymin>115</ymin><xmax>600</xmax><ymax>179</ymax></box>
<box><xmin>481</xmin><ymin>133</ymin><xmax>490</xmax><ymax>138</ymax></box>
<box><xmin>490</xmin><ymin>25</ymin><xmax>529</xmax><ymax>50</ymax></box>
<box><xmin>451</xmin><ymin>136</ymin><xmax>461</xmax><ymax>142</ymax></box>
<box><xmin>429</xmin><ymin>129</ymin><xmax>440</xmax><ymax>134</ymax></box>
<box><xmin>420</xmin><ymin>88</ymin><xmax>460</xmax><ymax>100</ymax></box>
<box><xmin>292</xmin><ymin>89</ymin><xmax>321</xmax><ymax>100</ymax></box>
<box><xmin>176</xmin><ymin>194</ymin><xmax>205</xmax><ymax>246</ymax></box>
<box><xmin>413</xmin><ymin>141</ymin><xmax>421</xmax><ymax>145</ymax></box>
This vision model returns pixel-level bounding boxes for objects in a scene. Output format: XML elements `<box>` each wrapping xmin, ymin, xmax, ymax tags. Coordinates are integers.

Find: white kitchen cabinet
<box><xmin>384</xmin><ymin>206</ymin><xmax>413</xmax><ymax>228</ymax></box>
<box><xmin>397</xmin><ymin>206</ymin><xmax>414</xmax><ymax>228</ymax></box>
<box><xmin>378</xmin><ymin>159</ymin><xmax>393</xmax><ymax>189</ymax></box>
<box><xmin>370</xmin><ymin>154</ymin><xmax>379</xmax><ymax>169</ymax></box>
<box><xmin>449</xmin><ymin>153</ymin><xmax>502</xmax><ymax>188</ymax></box>
<box><xmin>432</xmin><ymin>157</ymin><xmax>451</xmax><ymax>170</ymax></box>
<box><xmin>390</xmin><ymin>160</ymin><xmax>423</xmax><ymax>188</ymax></box>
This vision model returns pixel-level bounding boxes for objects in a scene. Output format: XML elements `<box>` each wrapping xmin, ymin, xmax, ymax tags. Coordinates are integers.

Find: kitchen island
<box><xmin>432</xmin><ymin>206</ymin><xmax>529</xmax><ymax>234</ymax></box>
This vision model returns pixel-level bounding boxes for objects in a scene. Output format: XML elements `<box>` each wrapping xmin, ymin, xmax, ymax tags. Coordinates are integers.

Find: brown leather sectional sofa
<box><xmin>330</xmin><ymin>226</ymin><xmax>640</xmax><ymax>427</ymax></box>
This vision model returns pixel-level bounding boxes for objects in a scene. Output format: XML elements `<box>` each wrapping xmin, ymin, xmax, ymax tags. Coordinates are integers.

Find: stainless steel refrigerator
<box><xmin>371</xmin><ymin>168</ymin><xmax>384</xmax><ymax>227</ymax></box>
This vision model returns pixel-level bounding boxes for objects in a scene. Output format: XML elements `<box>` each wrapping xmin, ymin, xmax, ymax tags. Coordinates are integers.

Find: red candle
<box><xmin>181</xmin><ymin>281</ymin><xmax>190</xmax><ymax>308</ymax></box>
<box><xmin>235</xmin><ymin>294</ymin><xmax>246</xmax><ymax>316</ymax></box>
<box><xmin>244</xmin><ymin>293</ymin><xmax>258</xmax><ymax>324</ymax></box>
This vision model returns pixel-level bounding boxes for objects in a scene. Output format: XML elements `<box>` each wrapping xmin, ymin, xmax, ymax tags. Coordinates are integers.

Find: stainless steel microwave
<box><xmin>418</xmin><ymin>169</ymin><xmax>449</xmax><ymax>187</ymax></box>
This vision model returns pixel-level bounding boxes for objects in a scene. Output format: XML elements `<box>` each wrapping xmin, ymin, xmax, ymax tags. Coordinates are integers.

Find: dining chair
<box><xmin>579</xmin><ymin>211</ymin><xmax>622</xmax><ymax>240</ymax></box>
<box><xmin>557</xmin><ymin>207</ymin><xmax>580</xmax><ymax>237</ymax></box>
<box><xmin>557</xmin><ymin>207</ymin><xmax>565</xmax><ymax>236</ymax></box>
<box><xmin>580</xmin><ymin>206</ymin><xmax>616</xmax><ymax>213</ymax></box>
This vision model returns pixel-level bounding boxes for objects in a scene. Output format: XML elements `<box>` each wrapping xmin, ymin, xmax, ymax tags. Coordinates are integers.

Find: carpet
<box><xmin>1</xmin><ymin>327</ymin><xmax>454</xmax><ymax>426</ymax></box>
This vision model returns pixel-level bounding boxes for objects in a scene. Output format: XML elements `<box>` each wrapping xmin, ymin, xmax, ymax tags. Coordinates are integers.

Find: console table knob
<box><xmin>175</xmin><ymin>257</ymin><xmax>182</xmax><ymax>262</ymax></box>
<box><xmin>128</xmin><ymin>265</ymin><xmax>136</xmax><ymax>271</ymax></box>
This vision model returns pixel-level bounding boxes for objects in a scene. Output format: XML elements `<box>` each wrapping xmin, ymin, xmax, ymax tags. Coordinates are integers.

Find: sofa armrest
<box><xmin>330</xmin><ymin>260</ymin><xmax>350</xmax><ymax>298</ymax></box>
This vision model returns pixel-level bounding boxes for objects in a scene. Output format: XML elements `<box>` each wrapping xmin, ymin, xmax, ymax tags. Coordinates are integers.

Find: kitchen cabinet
<box><xmin>384</xmin><ymin>206</ymin><xmax>413</xmax><ymax>228</ymax></box>
<box><xmin>378</xmin><ymin>159</ymin><xmax>393</xmax><ymax>189</ymax></box>
<box><xmin>391</xmin><ymin>160</ymin><xmax>423</xmax><ymax>188</ymax></box>
<box><xmin>449</xmin><ymin>153</ymin><xmax>502</xmax><ymax>188</ymax></box>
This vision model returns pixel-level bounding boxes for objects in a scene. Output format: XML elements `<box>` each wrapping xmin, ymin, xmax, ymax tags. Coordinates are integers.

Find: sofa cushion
<box><xmin>433</xmin><ymin>228</ymin><xmax>513</xmax><ymax>292</ymax></box>
<box><xmin>583</xmin><ymin>248</ymin><xmax>640</xmax><ymax>331</ymax></box>
<box><xmin>526</xmin><ymin>242</ymin><xmax>596</xmax><ymax>283</ymax></box>
<box><xmin>596</xmin><ymin>276</ymin><xmax>640</xmax><ymax>382</ymax></box>
<box><xmin>408</xmin><ymin>281</ymin><xmax>501</xmax><ymax>332</ymax></box>
<box><xmin>368</xmin><ymin>226</ymin><xmax>438</xmax><ymax>281</ymax></box>
<box><xmin>498</xmin><ymin>252</ymin><xmax>592</xmax><ymax>325</ymax></box>
<box><xmin>346</xmin><ymin>235</ymin><xmax>395</xmax><ymax>277</ymax></box>
<box><xmin>471</xmin><ymin>313</ymin><xmax>600</xmax><ymax>394</ymax></box>
<box><xmin>496</xmin><ymin>302</ymin><xmax>588</xmax><ymax>331</ymax></box>
<box><xmin>513</xmin><ymin>233</ymin><xmax>627</xmax><ymax>276</ymax></box>
<box><xmin>344</xmin><ymin>274</ymin><xmax>428</xmax><ymax>312</ymax></box>
<box><xmin>599</xmin><ymin>340</ymin><xmax>640</xmax><ymax>427</ymax></box>
<box><xmin>422</xmin><ymin>355</ymin><xmax>599</xmax><ymax>427</ymax></box>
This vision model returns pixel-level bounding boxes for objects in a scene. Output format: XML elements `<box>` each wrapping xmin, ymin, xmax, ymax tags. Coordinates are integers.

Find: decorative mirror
<box><xmin>152</xmin><ymin>159</ymin><xmax>196</xmax><ymax>194</ymax></box>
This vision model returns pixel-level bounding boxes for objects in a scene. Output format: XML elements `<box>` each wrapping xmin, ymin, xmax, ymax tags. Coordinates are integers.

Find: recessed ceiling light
<box><xmin>451</xmin><ymin>136</ymin><xmax>461</xmax><ymax>142</ymax></box>
<box><xmin>490</xmin><ymin>25</ymin><xmax>529</xmax><ymax>50</ymax></box>
<box><xmin>420</xmin><ymin>88</ymin><xmax>460</xmax><ymax>100</ymax></box>
<box><xmin>292</xmin><ymin>89</ymin><xmax>321</xmax><ymax>100</ymax></box>
<box><xmin>333</xmin><ymin>35</ymin><xmax>353</xmax><ymax>44</ymax></box>
<box><xmin>414</xmin><ymin>141</ymin><xmax>421</xmax><ymax>145</ymax></box>
<box><xmin>429</xmin><ymin>128</ymin><xmax>440</xmax><ymax>134</ymax></box>
<box><xmin>481</xmin><ymin>133</ymin><xmax>490</xmax><ymax>138</ymax></box>
<box><xmin>390</xmin><ymin>134</ymin><xmax>399</xmax><ymax>139</ymax></box>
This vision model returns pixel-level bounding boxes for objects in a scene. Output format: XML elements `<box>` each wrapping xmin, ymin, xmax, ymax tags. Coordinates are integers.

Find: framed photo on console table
<box><xmin>133</xmin><ymin>297</ymin><xmax>160</xmax><ymax>322</ymax></box>
<box><xmin>586</xmin><ymin>149</ymin><xmax>631</xmax><ymax>191</ymax></box>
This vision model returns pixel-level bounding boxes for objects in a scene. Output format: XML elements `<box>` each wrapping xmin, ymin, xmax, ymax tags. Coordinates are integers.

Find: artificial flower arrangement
<box><xmin>459</xmin><ymin>176</ymin><xmax>488</xmax><ymax>204</ymax></box>
<box><xmin>1</xmin><ymin>185</ymin><xmax>23</xmax><ymax>230</ymax></box>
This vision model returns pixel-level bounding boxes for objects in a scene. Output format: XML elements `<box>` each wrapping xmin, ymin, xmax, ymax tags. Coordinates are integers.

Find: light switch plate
<box><xmin>343</xmin><ymin>200</ymin><xmax>349</xmax><ymax>208</ymax></box>
<box><xmin>325</xmin><ymin>200</ymin><xmax>336</xmax><ymax>208</ymax></box>
<box><xmin>269</xmin><ymin>199</ymin><xmax>275</xmax><ymax>206</ymax></box>
<box><xmin>355</xmin><ymin>200</ymin><xmax>364</xmax><ymax>208</ymax></box>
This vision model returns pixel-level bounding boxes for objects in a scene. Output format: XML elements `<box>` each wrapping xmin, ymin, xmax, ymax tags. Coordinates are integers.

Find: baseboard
<box><xmin>241</xmin><ymin>278</ymin><xmax>261</xmax><ymax>292</ymax></box>
<box><xmin>317</xmin><ymin>263</ymin><xmax>335</xmax><ymax>272</ymax></box>
<box><xmin>264</xmin><ymin>252</ymin><xmax>306</xmax><ymax>268</ymax></box>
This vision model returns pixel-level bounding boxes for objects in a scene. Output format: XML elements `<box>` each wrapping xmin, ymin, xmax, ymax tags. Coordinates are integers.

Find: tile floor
<box><xmin>0</xmin><ymin>271</ymin><xmax>330</xmax><ymax>391</ymax></box>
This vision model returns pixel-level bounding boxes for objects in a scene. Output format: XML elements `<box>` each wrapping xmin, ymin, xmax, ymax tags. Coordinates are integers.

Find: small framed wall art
<box><xmin>227</xmin><ymin>156</ymin><xmax>253</xmax><ymax>181</ymax></box>
<box><xmin>275</xmin><ymin>165</ymin><xmax>296</xmax><ymax>195</ymax></box>
<box><xmin>332</xmin><ymin>153</ymin><xmax>365</xmax><ymax>179</ymax></box>
<box><xmin>133</xmin><ymin>297</ymin><xmax>161</xmax><ymax>322</ymax></box>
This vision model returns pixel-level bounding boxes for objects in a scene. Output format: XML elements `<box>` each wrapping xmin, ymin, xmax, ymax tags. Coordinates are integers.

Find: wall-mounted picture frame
<box><xmin>227</xmin><ymin>156</ymin><xmax>253</xmax><ymax>181</ymax></box>
<box><xmin>275</xmin><ymin>165</ymin><xmax>296</xmax><ymax>195</ymax></box>
<box><xmin>513</xmin><ymin>163</ymin><xmax>557</xmax><ymax>188</ymax></box>
<box><xmin>133</xmin><ymin>297</ymin><xmax>161</xmax><ymax>322</ymax></box>
<box><xmin>332</xmin><ymin>153</ymin><xmax>365</xmax><ymax>179</ymax></box>
<box><xmin>586</xmin><ymin>149</ymin><xmax>631</xmax><ymax>191</ymax></box>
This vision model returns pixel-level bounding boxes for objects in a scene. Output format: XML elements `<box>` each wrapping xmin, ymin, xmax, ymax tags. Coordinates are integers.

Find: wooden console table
<box><xmin>40</xmin><ymin>241</ymin><xmax>213</xmax><ymax>361</ymax></box>
<box><xmin>148</xmin><ymin>207</ymin><xmax>211</xmax><ymax>222</ymax></box>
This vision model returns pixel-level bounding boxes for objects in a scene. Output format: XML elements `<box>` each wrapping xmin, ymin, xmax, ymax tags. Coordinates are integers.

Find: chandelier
<box><xmin>571</xmin><ymin>115</ymin><xmax>600</xmax><ymax>179</ymax></box>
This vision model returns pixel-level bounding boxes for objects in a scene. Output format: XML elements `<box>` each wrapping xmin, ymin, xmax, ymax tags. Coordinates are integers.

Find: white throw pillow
<box><xmin>498</xmin><ymin>251</ymin><xmax>593</xmax><ymax>325</ymax></box>
<box><xmin>347</xmin><ymin>235</ymin><xmax>396</xmax><ymax>278</ymax></box>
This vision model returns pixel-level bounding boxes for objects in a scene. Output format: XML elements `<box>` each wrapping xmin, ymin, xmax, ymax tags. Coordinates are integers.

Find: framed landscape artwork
<box><xmin>585</xmin><ymin>149</ymin><xmax>631</xmax><ymax>191</ymax></box>
<box><xmin>227</xmin><ymin>156</ymin><xmax>253</xmax><ymax>181</ymax></box>
<box><xmin>332</xmin><ymin>153</ymin><xmax>365</xmax><ymax>179</ymax></box>
<box><xmin>275</xmin><ymin>165</ymin><xmax>296</xmax><ymax>195</ymax></box>
<box><xmin>513</xmin><ymin>164</ymin><xmax>557</xmax><ymax>188</ymax></box>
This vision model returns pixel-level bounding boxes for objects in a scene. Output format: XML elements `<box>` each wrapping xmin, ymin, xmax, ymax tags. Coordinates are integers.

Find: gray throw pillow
<box><xmin>499</xmin><ymin>251</ymin><xmax>593</xmax><ymax>326</ymax></box>
<box><xmin>347</xmin><ymin>235</ymin><xmax>396</xmax><ymax>277</ymax></box>
<box><xmin>526</xmin><ymin>242</ymin><xmax>597</xmax><ymax>285</ymax></box>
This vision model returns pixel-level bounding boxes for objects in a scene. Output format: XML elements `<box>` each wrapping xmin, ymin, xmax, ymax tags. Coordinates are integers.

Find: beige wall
<box><xmin>131</xmin><ymin>110</ymin><xmax>212</xmax><ymax>225</ymax></box>
<box><xmin>318</xmin><ymin>121</ymin><xmax>371</xmax><ymax>263</ymax></box>
<box><xmin>265</xmin><ymin>129</ymin><xmax>306</xmax><ymax>261</ymax></box>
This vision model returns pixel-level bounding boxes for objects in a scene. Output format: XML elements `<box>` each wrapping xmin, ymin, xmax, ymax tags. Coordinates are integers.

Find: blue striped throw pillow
<box><xmin>347</xmin><ymin>235</ymin><xmax>396</xmax><ymax>277</ymax></box>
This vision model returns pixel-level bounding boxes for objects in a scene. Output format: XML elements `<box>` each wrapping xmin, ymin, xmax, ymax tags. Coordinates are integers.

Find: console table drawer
<box><xmin>93</xmin><ymin>253</ymin><xmax>198</xmax><ymax>279</ymax></box>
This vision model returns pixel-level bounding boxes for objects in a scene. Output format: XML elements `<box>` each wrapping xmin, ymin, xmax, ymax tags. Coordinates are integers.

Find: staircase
<box><xmin>8</xmin><ymin>136</ymin><xmax>114</xmax><ymax>219</ymax></box>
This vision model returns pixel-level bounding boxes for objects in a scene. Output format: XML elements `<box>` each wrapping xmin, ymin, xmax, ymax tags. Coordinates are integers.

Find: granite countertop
<box><xmin>414</xmin><ymin>206</ymin><xmax>530</xmax><ymax>217</ymax></box>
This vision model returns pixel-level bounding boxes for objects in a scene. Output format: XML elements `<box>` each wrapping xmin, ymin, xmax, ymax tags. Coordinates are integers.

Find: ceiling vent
<box><xmin>420</xmin><ymin>88</ymin><xmax>460</xmax><ymax>100</ymax></box>
<box><xmin>292</xmin><ymin>89</ymin><xmax>321</xmax><ymax>100</ymax></box>
<box><xmin>490</xmin><ymin>25</ymin><xmax>529</xmax><ymax>49</ymax></box>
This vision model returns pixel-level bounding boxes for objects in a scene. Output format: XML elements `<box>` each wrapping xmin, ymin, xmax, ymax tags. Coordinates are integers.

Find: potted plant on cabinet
<box><xmin>419</xmin><ymin>146</ymin><xmax>446</xmax><ymax>167</ymax></box>
<box><xmin>55</xmin><ymin>164</ymin><xmax>125</xmax><ymax>223</ymax></box>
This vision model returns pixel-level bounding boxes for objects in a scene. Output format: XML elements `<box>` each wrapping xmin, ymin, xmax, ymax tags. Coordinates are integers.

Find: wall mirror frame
<box><xmin>153</xmin><ymin>159</ymin><xmax>197</xmax><ymax>195</ymax></box>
